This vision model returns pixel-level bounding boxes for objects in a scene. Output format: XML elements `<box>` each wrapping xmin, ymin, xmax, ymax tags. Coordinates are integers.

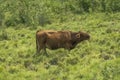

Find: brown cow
<box><xmin>36</xmin><ymin>30</ymin><xmax>90</xmax><ymax>56</ymax></box>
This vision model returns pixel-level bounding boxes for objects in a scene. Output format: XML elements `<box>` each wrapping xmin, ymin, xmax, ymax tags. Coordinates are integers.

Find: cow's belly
<box><xmin>45</xmin><ymin>40</ymin><xmax>62</xmax><ymax>49</ymax></box>
<box><xmin>45</xmin><ymin>38</ymin><xmax>68</xmax><ymax>50</ymax></box>
<box><xmin>46</xmin><ymin>43</ymin><xmax>61</xmax><ymax>49</ymax></box>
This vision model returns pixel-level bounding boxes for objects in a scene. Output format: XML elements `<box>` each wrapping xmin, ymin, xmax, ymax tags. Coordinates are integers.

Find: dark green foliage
<box><xmin>0</xmin><ymin>0</ymin><xmax>120</xmax><ymax>27</ymax></box>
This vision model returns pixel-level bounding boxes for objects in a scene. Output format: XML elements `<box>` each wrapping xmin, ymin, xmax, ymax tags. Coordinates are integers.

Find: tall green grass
<box><xmin>0</xmin><ymin>13</ymin><xmax>120</xmax><ymax>80</ymax></box>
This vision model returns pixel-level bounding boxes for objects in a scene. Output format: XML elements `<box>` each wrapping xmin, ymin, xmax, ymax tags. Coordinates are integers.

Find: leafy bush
<box><xmin>0</xmin><ymin>0</ymin><xmax>120</xmax><ymax>27</ymax></box>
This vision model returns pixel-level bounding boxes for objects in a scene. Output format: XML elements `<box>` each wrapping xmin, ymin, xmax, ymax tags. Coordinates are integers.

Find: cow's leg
<box><xmin>44</xmin><ymin>49</ymin><xmax>48</xmax><ymax>56</ymax></box>
<box><xmin>33</xmin><ymin>46</ymin><xmax>41</xmax><ymax>57</ymax></box>
<box><xmin>36</xmin><ymin>42</ymin><xmax>41</xmax><ymax>54</ymax></box>
<box><xmin>65</xmin><ymin>43</ymin><xmax>72</xmax><ymax>50</ymax></box>
<box><xmin>65</xmin><ymin>43</ymin><xmax>71</xmax><ymax>56</ymax></box>
<box><xmin>37</xmin><ymin>47</ymin><xmax>41</xmax><ymax>54</ymax></box>
<box><xmin>43</xmin><ymin>48</ymin><xmax>49</xmax><ymax>57</ymax></box>
<box><xmin>36</xmin><ymin>35</ymin><xmax>41</xmax><ymax>55</ymax></box>
<box><xmin>34</xmin><ymin>40</ymin><xmax>43</xmax><ymax>57</ymax></box>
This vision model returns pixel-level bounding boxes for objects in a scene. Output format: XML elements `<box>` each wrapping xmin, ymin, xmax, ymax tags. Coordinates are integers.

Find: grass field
<box><xmin>0</xmin><ymin>13</ymin><xmax>120</xmax><ymax>80</ymax></box>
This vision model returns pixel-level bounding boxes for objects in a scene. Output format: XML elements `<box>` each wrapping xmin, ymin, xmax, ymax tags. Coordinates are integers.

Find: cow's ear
<box><xmin>76</xmin><ymin>34</ymin><xmax>80</xmax><ymax>38</ymax></box>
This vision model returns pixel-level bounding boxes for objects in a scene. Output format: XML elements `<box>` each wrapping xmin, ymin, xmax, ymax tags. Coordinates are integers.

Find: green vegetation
<box><xmin>0</xmin><ymin>0</ymin><xmax>120</xmax><ymax>80</ymax></box>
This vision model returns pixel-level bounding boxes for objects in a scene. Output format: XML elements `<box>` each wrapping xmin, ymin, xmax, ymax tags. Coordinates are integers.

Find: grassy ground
<box><xmin>0</xmin><ymin>13</ymin><xmax>120</xmax><ymax>80</ymax></box>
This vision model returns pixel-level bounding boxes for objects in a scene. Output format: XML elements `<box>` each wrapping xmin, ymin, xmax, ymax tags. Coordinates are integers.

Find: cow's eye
<box><xmin>76</xmin><ymin>34</ymin><xmax>80</xmax><ymax>38</ymax></box>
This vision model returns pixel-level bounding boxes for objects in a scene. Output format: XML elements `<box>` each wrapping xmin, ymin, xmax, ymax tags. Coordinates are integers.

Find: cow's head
<box><xmin>70</xmin><ymin>31</ymin><xmax>90</xmax><ymax>49</ymax></box>
<box><xmin>76</xmin><ymin>31</ymin><xmax>90</xmax><ymax>42</ymax></box>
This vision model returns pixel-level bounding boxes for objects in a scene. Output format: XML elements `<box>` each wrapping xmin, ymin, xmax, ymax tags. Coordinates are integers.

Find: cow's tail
<box><xmin>36</xmin><ymin>31</ymin><xmax>40</xmax><ymax>54</ymax></box>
